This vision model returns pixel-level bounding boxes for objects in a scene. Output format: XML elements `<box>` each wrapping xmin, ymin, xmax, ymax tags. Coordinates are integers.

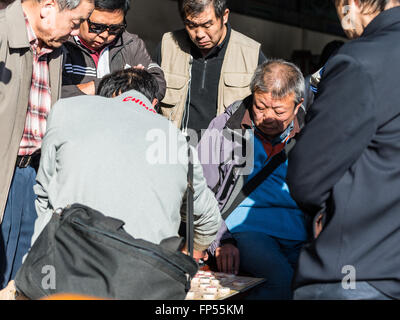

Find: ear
<box><xmin>294</xmin><ymin>98</ymin><xmax>304</xmax><ymax>115</ymax></box>
<box><xmin>222</xmin><ymin>8</ymin><xmax>230</xmax><ymax>25</ymax></box>
<box><xmin>152</xmin><ymin>98</ymin><xmax>159</xmax><ymax>108</ymax></box>
<box><xmin>39</xmin><ymin>0</ymin><xmax>58</xmax><ymax>19</ymax></box>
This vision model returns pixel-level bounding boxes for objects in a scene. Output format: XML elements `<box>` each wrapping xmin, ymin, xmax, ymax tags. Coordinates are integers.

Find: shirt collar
<box><xmin>24</xmin><ymin>12</ymin><xmax>53</xmax><ymax>56</ymax></box>
<box><xmin>75</xmin><ymin>36</ymin><xmax>118</xmax><ymax>55</ymax></box>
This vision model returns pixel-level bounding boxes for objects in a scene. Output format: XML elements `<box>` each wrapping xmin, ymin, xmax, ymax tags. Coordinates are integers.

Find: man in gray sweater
<box><xmin>31</xmin><ymin>68</ymin><xmax>221</xmax><ymax>254</ymax></box>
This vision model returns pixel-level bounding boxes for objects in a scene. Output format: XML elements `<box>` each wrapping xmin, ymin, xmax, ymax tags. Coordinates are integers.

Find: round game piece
<box><xmin>191</xmin><ymin>277</ymin><xmax>200</xmax><ymax>285</ymax></box>
<box><xmin>211</xmin><ymin>279</ymin><xmax>220</xmax><ymax>285</ymax></box>
<box><xmin>199</xmin><ymin>277</ymin><xmax>211</xmax><ymax>284</ymax></box>
<box><xmin>186</xmin><ymin>291</ymin><xmax>195</xmax><ymax>300</ymax></box>
<box><xmin>232</xmin><ymin>281</ymin><xmax>245</xmax><ymax>287</ymax></box>
<box><xmin>199</xmin><ymin>283</ymin><xmax>209</xmax><ymax>289</ymax></box>
<box><xmin>206</xmin><ymin>286</ymin><xmax>218</xmax><ymax>293</ymax></box>
<box><xmin>197</xmin><ymin>271</ymin><xmax>205</xmax><ymax>275</ymax></box>
<box><xmin>204</xmin><ymin>271</ymin><xmax>212</xmax><ymax>276</ymax></box>
<box><xmin>203</xmin><ymin>293</ymin><xmax>216</xmax><ymax>300</ymax></box>
<box><xmin>225</xmin><ymin>273</ymin><xmax>235</xmax><ymax>278</ymax></box>
<box><xmin>219</xmin><ymin>287</ymin><xmax>230</xmax><ymax>295</ymax></box>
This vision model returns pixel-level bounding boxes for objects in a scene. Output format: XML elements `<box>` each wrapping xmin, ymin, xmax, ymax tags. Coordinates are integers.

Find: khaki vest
<box><xmin>160</xmin><ymin>29</ymin><xmax>261</xmax><ymax>129</ymax></box>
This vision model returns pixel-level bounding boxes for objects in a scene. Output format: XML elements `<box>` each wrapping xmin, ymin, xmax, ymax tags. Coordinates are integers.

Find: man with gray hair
<box><xmin>0</xmin><ymin>0</ymin><xmax>94</xmax><ymax>289</ymax></box>
<box><xmin>197</xmin><ymin>59</ymin><xmax>308</xmax><ymax>299</ymax></box>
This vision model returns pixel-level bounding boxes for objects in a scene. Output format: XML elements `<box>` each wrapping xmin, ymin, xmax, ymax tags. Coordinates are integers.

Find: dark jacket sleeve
<box><xmin>197</xmin><ymin>113</ymin><xmax>236</xmax><ymax>256</ymax></box>
<box><xmin>286</xmin><ymin>53</ymin><xmax>377</xmax><ymax>218</ymax></box>
<box><xmin>129</xmin><ymin>37</ymin><xmax>166</xmax><ymax>102</ymax></box>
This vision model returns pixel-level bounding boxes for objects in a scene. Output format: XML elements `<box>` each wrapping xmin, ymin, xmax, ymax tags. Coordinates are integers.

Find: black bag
<box><xmin>14</xmin><ymin>203</ymin><xmax>198</xmax><ymax>300</ymax></box>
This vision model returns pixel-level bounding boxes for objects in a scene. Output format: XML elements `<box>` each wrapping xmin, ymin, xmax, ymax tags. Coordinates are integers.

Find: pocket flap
<box><xmin>224</xmin><ymin>73</ymin><xmax>253</xmax><ymax>88</ymax></box>
<box><xmin>165</xmin><ymin>73</ymin><xmax>188</xmax><ymax>90</ymax></box>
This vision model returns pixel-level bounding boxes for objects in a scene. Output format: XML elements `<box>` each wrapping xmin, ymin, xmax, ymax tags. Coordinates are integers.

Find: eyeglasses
<box><xmin>87</xmin><ymin>18</ymin><xmax>127</xmax><ymax>36</ymax></box>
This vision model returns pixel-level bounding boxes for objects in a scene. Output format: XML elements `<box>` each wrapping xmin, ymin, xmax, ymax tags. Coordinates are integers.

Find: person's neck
<box><xmin>361</xmin><ymin>1</ymin><xmax>400</xmax><ymax>30</ymax></box>
<box><xmin>21</xmin><ymin>1</ymin><xmax>45</xmax><ymax>53</ymax></box>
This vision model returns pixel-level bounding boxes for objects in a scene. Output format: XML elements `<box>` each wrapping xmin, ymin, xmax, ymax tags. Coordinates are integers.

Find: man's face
<box><xmin>37</xmin><ymin>0</ymin><xmax>94</xmax><ymax>48</ymax></box>
<box><xmin>79</xmin><ymin>8</ymin><xmax>125</xmax><ymax>51</ymax></box>
<box><xmin>252</xmin><ymin>91</ymin><xmax>302</xmax><ymax>139</ymax></box>
<box><xmin>335</xmin><ymin>0</ymin><xmax>364</xmax><ymax>39</ymax></box>
<box><xmin>184</xmin><ymin>4</ymin><xmax>229</xmax><ymax>54</ymax></box>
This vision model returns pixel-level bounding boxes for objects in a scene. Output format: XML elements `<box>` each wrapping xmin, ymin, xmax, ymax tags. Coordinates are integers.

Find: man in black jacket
<box><xmin>287</xmin><ymin>0</ymin><xmax>400</xmax><ymax>300</ymax></box>
<box><xmin>62</xmin><ymin>0</ymin><xmax>166</xmax><ymax>101</ymax></box>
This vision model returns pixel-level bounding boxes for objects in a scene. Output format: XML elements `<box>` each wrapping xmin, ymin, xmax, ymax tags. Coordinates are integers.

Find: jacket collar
<box><xmin>6</xmin><ymin>0</ymin><xmax>30</xmax><ymax>49</ymax></box>
<box><xmin>362</xmin><ymin>6</ymin><xmax>400</xmax><ymax>38</ymax></box>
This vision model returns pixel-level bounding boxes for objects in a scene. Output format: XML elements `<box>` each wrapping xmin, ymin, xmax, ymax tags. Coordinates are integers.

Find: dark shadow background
<box><xmin>126</xmin><ymin>0</ymin><xmax>347</xmax><ymax>76</ymax></box>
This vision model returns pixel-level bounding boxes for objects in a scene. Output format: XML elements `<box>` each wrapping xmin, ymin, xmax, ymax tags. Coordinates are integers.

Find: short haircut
<box><xmin>97</xmin><ymin>68</ymin><xmax>159</xmax><ymax>102</ymax></box>
<box><xmin>37</xmin><ymin>0</ymin><xmax>90</xmax><ymax>11</ymax></box>
<box><xmin>178</xmin><ymin>0</ymin><xmax>227</xmax><ymax>20</ymax></box>
<box><xmin>251</xmin><ymin>59</ymin><xmax>305</xmax><ymax>105</ymax></box>
<box><xmin>94</xmin><ymin>0</ymin><xmax>130</xmax><ymax>14</ymax></box>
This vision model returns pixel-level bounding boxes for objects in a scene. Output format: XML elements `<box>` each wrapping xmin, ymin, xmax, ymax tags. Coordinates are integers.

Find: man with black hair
<box><xmin>31</xmin><ymin>68</ymin><xmax>221</xmax><ymax>263</ymax></box>
<box><xmin>287</xmin><ymin>0</ymin><xmax>400</xmax><ymax>300</ymax></box>
<box><xmin>0</xmin><ymin>0</ymin><xmax>14</xmax><ymax>9</ymax></box>
<box><xmin>155</xmin><ymin>0</ymin><xmax>266</xmax><ymax>140</ymax></box>
<box><xmin>62</xmin><ymin>0</ymin><xmax>166</xmax><ymax>102</ymax></box>
<box><xmin>97</xmin><ymin>67</ymin><xmax>159</xmax><ymax>106</ymax></box>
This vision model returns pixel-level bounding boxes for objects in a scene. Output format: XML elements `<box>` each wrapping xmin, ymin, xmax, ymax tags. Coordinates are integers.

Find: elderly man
<box><xmin>197</xmin><ymin>60</ymin><xmax>308</xmax><ymax>299</ymax></box>
<box><xmin>287</xmin><ymin>0</ymin><xmax>400</xmax><ymax>300</ymax></box>
<box><xmin>62</xmin><ymin>0</ymin><xmax>166</xmax><ymax>102</ymax></box>
<box><xmin>0</xmin><ymin>0</ymin><xmax>94</xmax><ymax>289</ymax></box>
<box><xmin>155</xmin><ymin>0</ymin><xmax>266</xmax><ymax>140</ymax></box>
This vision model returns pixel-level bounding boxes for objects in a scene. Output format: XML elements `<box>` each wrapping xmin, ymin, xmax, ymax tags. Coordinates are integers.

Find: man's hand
<box><xmin>215</xmin><ymin>243</ymin><xmax>240</xmax><ymax>275</ymax></box>
<box><xmin>133</xmin><ymin>64</ymin><xmax>145</xmax><ymax>70</ymax></box>
<box><xmin>314</xmin><ymin>213</ymin><xmax>324</xmax><ymax>239</ymax></box>
<box><xmin>77</xmin><ymin>81</ymin><xmax>95</xmax><ymax>95</ymax></box>
<box><xmin>181</xmin><ymin>246</ymin><xmax>207</xmax><ymax>262</ymax></box>
<box><xmin>0</xmin><ymin>280</ymin><xmax>16</xmax><ymax>300</ymax></box>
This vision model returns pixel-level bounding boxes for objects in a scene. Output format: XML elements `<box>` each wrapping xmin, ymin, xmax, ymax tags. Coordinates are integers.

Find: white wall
<box><xmin>126</xmin><ymin>0</ymin><xmax>346</xmax><ymax>61</ymax></box>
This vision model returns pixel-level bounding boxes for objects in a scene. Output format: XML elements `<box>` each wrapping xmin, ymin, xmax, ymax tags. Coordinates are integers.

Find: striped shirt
<box><xmin>18</xmin><ymin>13</ymin><xmax>53</xmax><ymax>156</ymax></box>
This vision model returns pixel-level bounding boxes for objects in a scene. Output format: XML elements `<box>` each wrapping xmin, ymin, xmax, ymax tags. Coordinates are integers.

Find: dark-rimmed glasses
<box><xmin>87</xmin><ymin>18</ymin><xmax>127</xmax><ymax>36</ymax></box>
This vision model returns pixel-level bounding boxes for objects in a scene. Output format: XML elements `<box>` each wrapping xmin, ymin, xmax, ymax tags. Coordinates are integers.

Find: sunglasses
<box><xmin>87</xmin><ymin>18</ymin><xmax>127</xmax><ymax>36</ymax></box>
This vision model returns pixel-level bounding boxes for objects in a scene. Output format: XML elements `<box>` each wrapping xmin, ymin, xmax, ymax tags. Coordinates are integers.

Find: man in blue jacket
<box><xmin>287</xmin><ymin>0</ymin><xmax>400</xmax><ymax>300</ymax></box>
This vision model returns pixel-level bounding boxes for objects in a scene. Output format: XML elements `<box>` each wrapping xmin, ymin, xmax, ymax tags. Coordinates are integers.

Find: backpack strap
<box><xmin>221</xmin><ymin>139</ymin><xmax>296</xmax><ymax>220</ymax></box>
<box><xmin>186</xmin><ymin>144</ymin><xmax>194</xmax><ymax>258</ymax></box>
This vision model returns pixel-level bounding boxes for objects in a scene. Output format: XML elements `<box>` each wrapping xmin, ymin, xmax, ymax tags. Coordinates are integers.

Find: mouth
<box><xmin>197</xmin><ymin>41</ymin><xmax>210</xmax><ymax>47</ymax></box>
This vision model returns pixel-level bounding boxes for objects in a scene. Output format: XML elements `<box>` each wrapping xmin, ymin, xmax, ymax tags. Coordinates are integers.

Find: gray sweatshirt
<box><xmin>32</xmin><ymin>90</ymin><xmax>221</xmax><ymax>251</ymax></box>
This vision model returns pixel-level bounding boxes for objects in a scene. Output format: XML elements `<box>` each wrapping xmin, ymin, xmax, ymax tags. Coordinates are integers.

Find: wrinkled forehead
<box><xmin>254</xmin><ymin>90</ymin><xmax>297</xmax><ymax>107</ymax></box>
<box><xmin>184</xmin><ymin>3</ymin><xmax>218</xmax><ymax>23</ymax></box>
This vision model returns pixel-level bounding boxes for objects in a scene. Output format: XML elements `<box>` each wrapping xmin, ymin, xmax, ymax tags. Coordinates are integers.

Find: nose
<box><xmin>195</xmin><ymin>28</ymin><xmax>206</xmax><ymax>40</ymax></box>
<box><xmin>98</xmin><ymin>30</ymin><xmax>110</xmax><ymax>40</ymax></box>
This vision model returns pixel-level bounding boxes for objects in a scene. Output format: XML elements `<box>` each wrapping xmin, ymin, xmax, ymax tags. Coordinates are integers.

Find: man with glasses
<box><xmin>62</xmin><ymin>0</ymin><xmax>166</xmax><ymax>101</ymax></box>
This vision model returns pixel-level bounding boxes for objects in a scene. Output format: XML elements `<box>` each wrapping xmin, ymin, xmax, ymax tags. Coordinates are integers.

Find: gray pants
<box><xmin>294</xmin><ymin>281</ymin><xmax>393</xmax><ymax>300</ymax></box>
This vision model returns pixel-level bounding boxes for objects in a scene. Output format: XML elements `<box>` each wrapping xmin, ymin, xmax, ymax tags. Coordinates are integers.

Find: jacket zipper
<box><xmin>201</xmin><ymin>59</ymin><xmax>207</xmax><ymax>89</ymax></box>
